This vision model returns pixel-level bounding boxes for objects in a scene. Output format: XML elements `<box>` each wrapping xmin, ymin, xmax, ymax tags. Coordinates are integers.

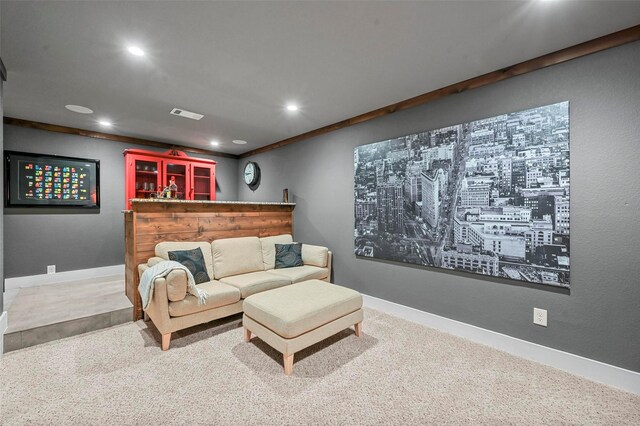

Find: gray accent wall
<box><xmin>238</xmin><ymin>42</ymin><xmax>640</xmax><ymax>372</ymax></box>
<box><xmin>3</xmin><ymin>125</ymin><xmax>239</xmax><ymax>278</ymax></box>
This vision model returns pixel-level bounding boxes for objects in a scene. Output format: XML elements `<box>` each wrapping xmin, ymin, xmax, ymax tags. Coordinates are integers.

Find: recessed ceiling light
<box><xmin>232</xmin><ymin>140</ymin><xmax>247</xmax><ymax>145</ymax></box>
<box><xmin>127</xmin><ymin>46</ymin><xmax>145</xmax><ymax>57</ymax></box>
<box><xmin>65</xmin><ymin>104</ymin><xmax>93</xmax><ymax>114</ymax></box>
<box><xmin>98</xmin><ymin>120</ymin><xmax>112</xmax><ymax>127</ymax></box>
<box><xmin>210</xmin><ymin>140</ymin><xmax>220</xmax><ymax>146</ymax></box>
<box><xmin>286</xmin><ymin>103</ymin><xmax>299</xmax><ymax>112</ymax></box>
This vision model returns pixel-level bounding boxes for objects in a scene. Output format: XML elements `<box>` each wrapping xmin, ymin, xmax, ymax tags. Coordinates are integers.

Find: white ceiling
<box><xmin>2</xmin><ymin>1</ymin><xmax>640</xmax><ymax>156</ymax></box>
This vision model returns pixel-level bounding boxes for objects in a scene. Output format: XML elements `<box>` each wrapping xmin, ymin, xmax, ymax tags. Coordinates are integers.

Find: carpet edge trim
<box><xmin>362</xmin><ymin>294</ymin><xmax>640</xmax><ymax>395</ymax></box>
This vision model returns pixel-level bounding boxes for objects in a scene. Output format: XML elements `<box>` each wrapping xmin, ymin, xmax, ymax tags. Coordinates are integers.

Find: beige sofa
<box><xmin>138</xmin><ymin>234</ymin><xmax>332</xmax><ymax>350</ymax></box>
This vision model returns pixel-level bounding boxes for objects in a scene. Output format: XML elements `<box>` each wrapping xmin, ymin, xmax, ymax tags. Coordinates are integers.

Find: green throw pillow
<box><xmin>274</xmin><ymin>243</ymin><xmax>303</xmax><ymax>269</ymax></box>
<box><xmin>168</xmin><ymin>248</ymin><xmax>211</xmax><ymax>284</ymax></box>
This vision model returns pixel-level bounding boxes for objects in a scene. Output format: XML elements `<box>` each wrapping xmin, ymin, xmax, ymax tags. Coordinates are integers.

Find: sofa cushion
<box><xmin>275</xmin><ymin>243</ymin><xmax>303</xmax><ymax>269</ymax></box>
<box><xmin>156</xmin><ymin>242</ymin><xmax>214</xmax><ymax>279</ymax></box>
<box><xmin>302</xmin><ymin>244</ymin><xmax>329</xmax><ymax>268</ymax></box>
<box><xmin>259</xmin><ymin>234</ymin><xmax>293</xmax><ymax>270</ymax></box>
<box><xmin>220</xmin><ymin>271</ymin><xmax>292</xmax><ymax>299</ymax></box>
<box><xmin>211</xmin><ymin>236</ymin><xmax>264</xmax><ymax>279</ymax></box>
<box><xmin>168</xmin><ymin>248</ymin><xmax>211</xmax><ymax>284</ymax></box>
<box><xmin>265</xmin><ymin>265</ymin><xmax>329</xmax><ymax>283</ymax></box>
<box><xmin>243</xmin><ymin>280</ymin><xmax>363</xmax><ymax>339</ymax></box>
<box><xmin>168</xmin><ymin>281</ymin><xmax>241</xmax><ymax>317</ymax></box>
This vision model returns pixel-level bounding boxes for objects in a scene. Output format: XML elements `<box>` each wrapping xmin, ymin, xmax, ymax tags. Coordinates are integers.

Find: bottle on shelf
<box><xmin>169</xmin><ymin>176</ymin><xmax>178</xmax><ymax>198</ymax></box>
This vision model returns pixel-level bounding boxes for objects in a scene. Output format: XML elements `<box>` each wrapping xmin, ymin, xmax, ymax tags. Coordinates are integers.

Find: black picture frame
<box><xmin>4</xmin><ymin>150</ymin><xmax>100</xmax><ymax>208</ymax></box>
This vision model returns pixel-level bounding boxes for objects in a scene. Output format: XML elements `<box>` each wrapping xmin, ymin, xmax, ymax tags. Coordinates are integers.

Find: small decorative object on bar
<box><xmin>159</xmin><ymin>185</ymin><xmax>170</xmax><ymax>198</ymax></box>
<box><xmin>169</xmin><ymin>176</ymin><xmax>178</xmax><ymax>198</ymax></box>
<box><xmin>354</xmin><ymin>101</ymin><xmax>570</xmax><ymax>288</ymax></box>
<box><xmin>282</xmin><ymin>188</ymin><xmax>289</xmax><ymax>203</ymax></box>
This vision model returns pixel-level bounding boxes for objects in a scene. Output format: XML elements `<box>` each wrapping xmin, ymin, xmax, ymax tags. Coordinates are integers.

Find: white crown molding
<box><xmin>362</xmin><ymin>294</ymin><xmax>640</xmax><ymax>395</ymax></box>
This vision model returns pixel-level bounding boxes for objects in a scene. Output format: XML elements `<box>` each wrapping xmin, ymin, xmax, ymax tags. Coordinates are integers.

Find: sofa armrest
<box><xmin>137</xmin><ymin>258</ymin><xmax>168</xmax><ymax>281</ymax></box>
<box><xmin>165</xmin><ymin>269</ymin><xmax>188</xmax><ymax>301</ymax></box>
<box><xmin>145</xmin><ymin>277</ymin><xmax>172</xmax><ymax>335</ymax></box>
<box><xmin>138</xmin><ymin>263</ymin><xmax>150</xmax><ymax>279</ymax></box>
<box><xmin>147</xmin><ymin>256</ymin><xmax>165</xmax><ymax>267</ymax></box>
<box><xmin>300</xmin><ymin>244</ymin><xmax>332</xmax><ymax>283</ymax></box>
<box><xmin>302</xmin><ymin>244</ymin><xmax>329</xmax><ymax>267</ymax></box>
<box><xmin>138</xmin><ymin>262</ymin><xmax>189</xmax><ymax>302</ymax></box>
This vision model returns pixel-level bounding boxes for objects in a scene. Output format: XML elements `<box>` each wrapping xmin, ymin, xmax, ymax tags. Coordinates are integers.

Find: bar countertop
<box><xmin>122</xmin><ymin>199</ymin><xmax>296</xmax><ymax>212</ymax></box>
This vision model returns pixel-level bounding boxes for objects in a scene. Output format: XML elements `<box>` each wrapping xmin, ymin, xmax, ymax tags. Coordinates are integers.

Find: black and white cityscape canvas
<box><xmin>354</xmin><ymin>101</ymin><xmax>570</xmax><ymax>288</ymax></box>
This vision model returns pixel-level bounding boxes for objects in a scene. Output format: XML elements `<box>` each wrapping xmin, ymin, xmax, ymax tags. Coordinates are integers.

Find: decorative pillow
<box><xmin>274</xmin><ymin>243</ymin><xmax>304</xmax><ymax>269</ymax></box>
<box><xmin>168</xmin><ymin>248</ymin><xmax>211</xmax><ymax>284</ymax></box>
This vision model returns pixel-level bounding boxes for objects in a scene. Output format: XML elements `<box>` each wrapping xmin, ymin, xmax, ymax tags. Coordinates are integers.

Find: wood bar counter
<box><xmin>124</xmin><ymin>199</ymin><xmax>295</xmax><ymax>321</ymax></box>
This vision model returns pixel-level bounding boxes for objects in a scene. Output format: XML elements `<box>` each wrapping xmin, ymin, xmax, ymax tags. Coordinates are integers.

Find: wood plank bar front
<box><xmin>124</xmin><ymin>199</ymin><xmax>296</xmax><ymax>321</ymax></box>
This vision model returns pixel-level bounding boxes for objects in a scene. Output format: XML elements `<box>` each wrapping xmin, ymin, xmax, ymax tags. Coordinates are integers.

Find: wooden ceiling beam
<box><xmin>4</xmin><ymin>25</ymin><xmax>639</xmax><ymax>160</ymax></box>
<box><xmin>3</xmin><ymin>117</ymin><xmax>239</xmax><ymax>159</ymax></box>
<box><xmin>239</xmin><ymin>24</ymin><xmax>640</xmax><ymax>159</ymax></box>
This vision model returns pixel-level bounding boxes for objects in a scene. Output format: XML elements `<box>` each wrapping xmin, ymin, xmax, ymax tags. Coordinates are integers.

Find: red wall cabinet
<box><xmin>124</xmin><ymin>149</ymin><xmax>216</xmax><ymax>209</ymax></box>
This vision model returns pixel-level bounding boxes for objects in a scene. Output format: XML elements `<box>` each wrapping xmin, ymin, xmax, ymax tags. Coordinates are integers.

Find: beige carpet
<box><xmin>1</xmin><ymin>308</ymin><xmax>638</xmax><ymax>425</ymax></box>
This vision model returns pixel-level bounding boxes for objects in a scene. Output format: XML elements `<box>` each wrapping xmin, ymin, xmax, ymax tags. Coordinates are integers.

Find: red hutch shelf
<box><xmin>123</xmin><ymin>148</ymin><xmax>216</xmax><ymax>209</ymax></box>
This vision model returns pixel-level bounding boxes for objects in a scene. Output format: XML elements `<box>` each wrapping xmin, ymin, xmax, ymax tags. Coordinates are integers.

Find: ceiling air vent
<box><xmin>170</xmin><ymin>108</ymin><xmax>204</xmax><ymax>120</ymax></box>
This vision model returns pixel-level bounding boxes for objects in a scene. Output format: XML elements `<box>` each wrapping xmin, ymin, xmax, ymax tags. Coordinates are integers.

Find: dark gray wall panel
<box><xmin>238</xmin><ymin>42</ymin><xmax>640</xmax><ymax>371</ymax></box>
<box><xmin>3</xmin><ymin>125</ymin><xmax>238</xmax><ymax>278</ymax></box>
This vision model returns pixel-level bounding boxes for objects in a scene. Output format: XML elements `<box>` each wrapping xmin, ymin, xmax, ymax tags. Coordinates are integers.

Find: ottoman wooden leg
<box><xmin>283</xmin><ymin>353</ymin><xmax>294</xmax><ymax>376</ymax></box>
<box><xmin>354</xmin><ymin>322</ymin><xmax>363</xmax><ymax>337</ymax></box>
<box><xmin>244</xmin><ymin>327</ymin><xmax>252</xmax><ymax>342</ymax></box>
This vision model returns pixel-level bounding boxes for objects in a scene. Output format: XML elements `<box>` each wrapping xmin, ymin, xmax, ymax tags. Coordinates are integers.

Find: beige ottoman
<box><xmin>242</xmin><ymin>279</ymin><xmax>363</xmax><ymax>376</ymax></box>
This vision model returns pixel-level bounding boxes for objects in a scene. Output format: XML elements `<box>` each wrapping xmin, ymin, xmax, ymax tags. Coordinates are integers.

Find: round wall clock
<box><xmin>243</xmin><ymin>161</ymin><xmax>260</xmax><ymax>187</ymax></box>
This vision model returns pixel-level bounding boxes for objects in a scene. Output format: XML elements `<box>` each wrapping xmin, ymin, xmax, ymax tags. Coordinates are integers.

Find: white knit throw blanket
<box><xmin>138</xmin><ymin>260</ymin><xmax>207</xmax><ymax>310</ymax></box>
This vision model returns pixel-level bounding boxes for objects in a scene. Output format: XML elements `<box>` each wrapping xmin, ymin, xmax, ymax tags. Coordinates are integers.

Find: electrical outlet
<box><xmin>533</xmin><ymin>308</ymin><xmax>547</xmax><ymax>327</ymax></box>
<box><xmin>47</xmin><ymin>265</ymin><xmax>56</xmax><ymax>274</ymax></box>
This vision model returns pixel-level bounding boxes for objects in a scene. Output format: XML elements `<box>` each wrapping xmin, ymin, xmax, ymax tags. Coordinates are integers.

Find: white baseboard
<box><xmin>0</xmin><ymin>311</ymin><xmax>7</xmax><ymax>357</ymax></box>
<box><xmin>4</xmin><ymin>264</ymin><xmax>125</xmax><ymax>291</ymax></box>
<box><xmin>362</xmin><ymin>294</ymin><xmax>640</xmax><ymax>396</ymax></box>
